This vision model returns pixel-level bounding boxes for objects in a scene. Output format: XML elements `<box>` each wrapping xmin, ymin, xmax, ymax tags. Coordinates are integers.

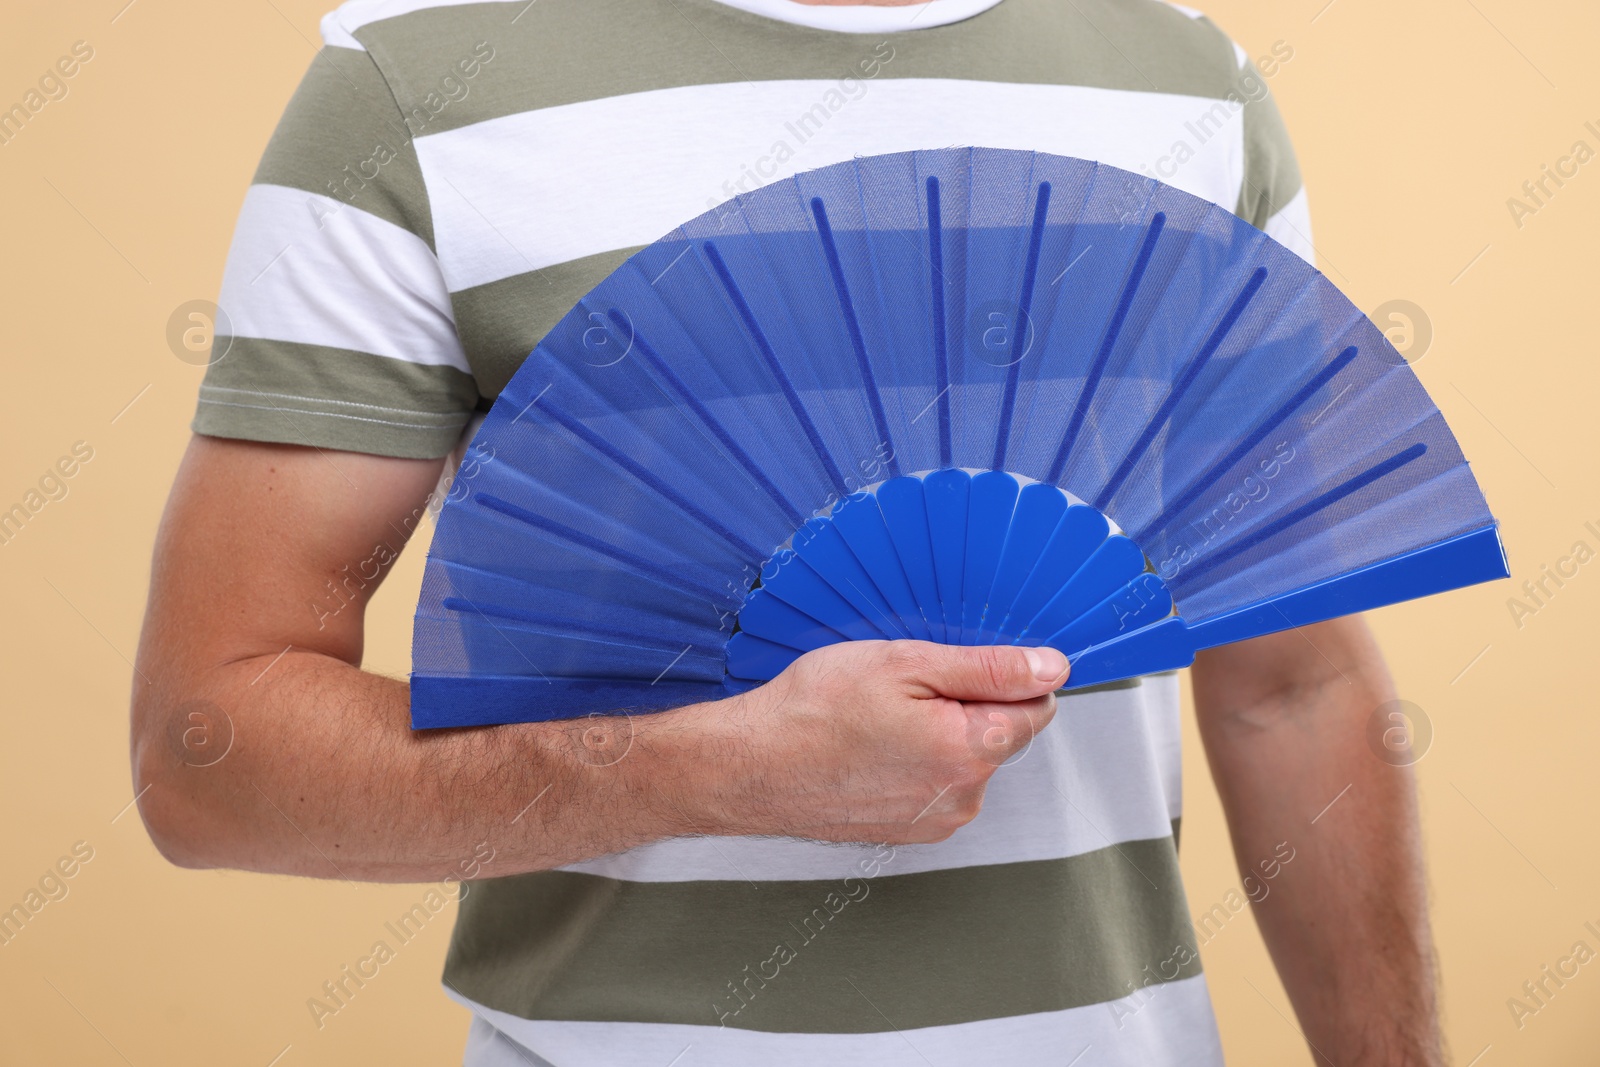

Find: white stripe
<box><xmin>1140</xmin><ymin>671</ymin><xmax>1185</xmax><ymax>825</ymax></box>
<box><xmin>456</xmin><ymin>972</ymin><xmax>1223</xmax><ymax>1067</ymax></box>
<box><xmin>417</xmin><ymin>79</ymin><xmax>1246</xmax><ymax>291</ymax></box>
<box><xmin>564</xmin><ymin>684</ymin><xmax>1178</xmax><ymax>882</ymax></box>
<box><xmin>1263</xmin><ymin>185</ymin><xmax>1314</xmax><ymax>265</ymax></box>
<box><xmin>217</xmin><ymin>185</ymin><xmax>470</xmax><ymax>372</ymax></box>
<box><xmin>705</xmin><ymin>0</ymin><xmax>1004</xmax><ymax>32</ymax></box>
<box><xmin>320</xmin><ymin>0</ymin><xmax>494</xmax><ymax>50</ymax></box>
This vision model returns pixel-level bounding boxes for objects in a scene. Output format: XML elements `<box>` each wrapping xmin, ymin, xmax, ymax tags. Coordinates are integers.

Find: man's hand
<box><xmin>131</xmin><ymin>437</ymin><xmax>1065</xmax><ymax>882</ymax></box>
<box><xmin>674</xmin><ymin>640</ymin><xmax>1066</xmax><ymax>845</ymax></box>
<box><xmin>1193</xmin><ymin>618</ymin><xmax>1442</xmax><ymax>1066</ymax></box>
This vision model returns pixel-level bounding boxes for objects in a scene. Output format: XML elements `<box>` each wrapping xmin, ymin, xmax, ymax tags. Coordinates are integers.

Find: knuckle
<box><xmin>977</xmin><ymin>645</ymin><xmax>1017</xmax><ymax>691</ymax></box>
<box><xmin>948</xmin><ymin>761</ymin><xmax>991</xmax><ymax>797</ymax></box>
<box><xmin>881</xmin><ymin>642</ymin><xmax>928</xmax><ymax>677</ymax></box>
<box><xmin>949</xmin><ymin>789</ymin><xmax>986</xmax><ymax>827</ymax></box>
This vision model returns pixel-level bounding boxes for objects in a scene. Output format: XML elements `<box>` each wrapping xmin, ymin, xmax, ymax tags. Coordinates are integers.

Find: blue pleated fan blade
<box><xmin>735</xmin><ymin>589</ymin><xmax>846</xmax><ymax>652</ymax></box>
<box><xmin>923</xmin><ymin>469</ymin><xmax>971</xmax><ymax>645</ymax></box>
<box><xmin>1016</xmin><ymin>535</ymin><xmax>1149</xmax><ymax>643</ymax></box>
<box><xmin>763</xmin><ymin>547</ymin><xmax>888</xmax><ymax>643</ymax></box>
<box><xmin>1044</xmin><ymin>573</ymin><xmax>1174</xmax><ymax>652</ymax></box>
<box><xmin>791</xmin><ymin>517</ymin><xmax>916</xmax><ymax>640</ymax></box>
<box><xmin>962</xmin><ymin>472</ymin><xmax>1022</xmax><ymax>644</ymax></box>
<box><xmin>829</xmin><ymin>492</ymin><xmax>934</xmax><ymax>642</ymax></box>
<box><xmin>876</xmin><ymin>476</ymin><xmax>947</xmax><ymax>644</ymax></box>
<box><xmin>410</xmin><ymin>147</ymin><xmax>1505</xmax><ymax>728</ymax></box>
<box><xmin>979</xmin><ymin>482</ymin><xmax>1069</xmax><ymax>643</ymax></box>
<box><xmin>992</xmin><ymin>506</ymin><xmax>1111</xmax><ymax>639</ymax></box>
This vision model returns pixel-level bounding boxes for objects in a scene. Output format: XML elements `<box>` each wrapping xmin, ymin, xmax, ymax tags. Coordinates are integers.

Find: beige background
<box><xmin>1</xmin><ymin>0</ymin><xmax>1596</xmax><ymax>1063</ymax></box>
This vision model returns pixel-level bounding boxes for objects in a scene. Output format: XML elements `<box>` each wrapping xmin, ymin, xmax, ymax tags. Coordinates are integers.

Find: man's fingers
<box><xmin>962</xmin><ymin>694</ymin><xmax>1057</xmax><ymax>766</ymax></box>
<box><xmin>893</xmin><ymin>642</ymin><xmax>1070</xmax><ymax>702</ymax></box>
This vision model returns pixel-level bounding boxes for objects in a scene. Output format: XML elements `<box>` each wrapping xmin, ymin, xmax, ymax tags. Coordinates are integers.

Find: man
<box><xmin>132</xmin><ymin>0</ymin><xmax>1442</xmax><ymax>1063</ymax></box>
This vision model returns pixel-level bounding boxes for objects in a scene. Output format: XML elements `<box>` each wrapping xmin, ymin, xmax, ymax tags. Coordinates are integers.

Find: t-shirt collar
<box><xmin>702</xmin><ymin>0</ymin><xmax>1005</xmax><ymax>33</ymax></box>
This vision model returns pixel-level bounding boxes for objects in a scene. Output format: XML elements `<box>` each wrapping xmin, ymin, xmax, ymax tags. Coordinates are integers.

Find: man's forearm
<box><xmin>1193</xmin><ymin>619</ymin><xmax>1441</xmax><ymax>1066</ymax></box>
<box><xmin>133</xmin><ymin>639</ymin><xmax>1070</xmax><ymax>880</ymax></box>
<box><xmin>133</xmin><ymin>650</ymin><xmax>710</xmax><ymax>881</ymax></box>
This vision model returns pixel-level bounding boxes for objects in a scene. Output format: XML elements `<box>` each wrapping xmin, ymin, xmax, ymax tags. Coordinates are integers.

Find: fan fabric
<box><xmin>410</xmin><ymin>147</ymin><xmax>1504</xmax><ymax>728</ymax></box>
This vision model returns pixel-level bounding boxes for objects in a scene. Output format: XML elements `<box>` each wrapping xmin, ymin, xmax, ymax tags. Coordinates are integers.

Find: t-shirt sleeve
<box><xmin>191</xmin><ymin>42</ymin><xmax>478</xmax><ymax>459</ymax></box>
<box><xmin>1231</xmin><ymin>51</ymin><xmax>1315</xmax><ymax>265</ymax></box>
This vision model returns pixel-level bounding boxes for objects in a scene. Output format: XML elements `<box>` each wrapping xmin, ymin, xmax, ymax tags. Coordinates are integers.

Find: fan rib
<box><xmin>1016</xmin><ymin>534</ymin><xmax>1146</xmax><ymax>641</ymax></box>
<box><xmin>767</xmin><ymin>555</ymin><xmax>895</xmax><ymax>641</ymax></box>
<box><xmin>441</xmin><ymin>596</ymin><xmax>694</xmax><ymax>654</ymax></box>
<box><xmin>1043</xmin><ymin>572</ymin><xmax>1173</xmax><ymax>652</ymax></box>
<box><xmin>992</xmin><ymin>181</ymin><xmax>1053</xmax><ymax>470</ymax></box>
<box><xmin>1095</xmin><ymin>266</ymin><xmax>1270</xmax><ymax>510</ymax></box>
<box><xmin>792</xmin><ymin>521</ymin><xmax>917</xmax><ymax>640</ymax></box>
<box><xmin>831</xmin><ymin>492</ymin><xmax>935</xmax><ymax>641</ymax></box>
<box><xmin>531</xmin><ymin>396</ymin><xmax>765</xmax><ymax>560</ymax></box>
<box><xmin>737</xmin><ymin>589</ymin><xmax>849</xmax><ymax>652</ymax></box>
<box><xmin>702</xmin><ymin>241</ymin><xmax>849</xmax><ymax>492</ymax></box>
<box><xmin>926</xmin><ymin>176</ymin><xmax>953</xmax><ymax>468</ymax></box>
<box><xmin>961</xmin><ymin>471</ymin><xmax>1022</xmax><ymax>643</ymax></box>
<box><xmin>1133</xmin><ymin>345</ymin><xmax>1360</xmax><ymax>542</ymax></box>
<box><xmin>979</xmin><ymin>482</ymin><xmax>1068</xmax><ymax>642</ymax></box>
<box><xmin>993</xmin><ymin>505</ymin><xmax>1109</xmax><ymax>637</ymax></box>
<box><xmin>809</xmin><ymin>196</ymin><xmax>898</xmax><ymax>476</ymax></box>
<box><xmin>472</xmin><ymin>492</ymin><xmax>725</xmax><ymax>603</ymax></box>
<box><xmin>1181</xmin><ymin>441</ymin><xmax>1430</xmax><ymax>583</ymax></box>
<box><xmin>615</xmin><ymin>313</ymin><xmax>805</xmax><ymax>528</ymax></box>
<box><xmin>1048</xmin><ymin>212</ymin><xmax>1168</xmax><ymax>485</ymax></box>
<box><xmin>923</xmin><ymin>469</ymin><xmax>971</xmax><ymax>643</ymax></box>
<box><xmin>725</xmin><ymin>632</ymin><xmax>806</xmax><ymax>680</ymax></box>
<box><xmin>876</xmin><ymin>476</ymin><xmax>948</xmax><ymax>644</ymax></box>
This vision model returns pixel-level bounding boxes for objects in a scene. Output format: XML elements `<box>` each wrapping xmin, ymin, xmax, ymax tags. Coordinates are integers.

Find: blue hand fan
<box><xmin>410</xmin><ymin>147</ymin><xmax>1508</xmax><ymax>729</ymax></box>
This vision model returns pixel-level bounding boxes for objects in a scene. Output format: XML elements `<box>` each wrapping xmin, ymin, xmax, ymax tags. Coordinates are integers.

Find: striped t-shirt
<box><xmin>194</xmin><ymin>1</ymin><xmax>1312</xmax><ymax>1063</ymax></box>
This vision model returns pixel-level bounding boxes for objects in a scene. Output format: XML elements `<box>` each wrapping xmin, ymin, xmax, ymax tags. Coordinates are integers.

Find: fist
<box><xmin>688</xmin><ymin>640</ymin><xmax>1069</xmax><ymax>845</ymax></box>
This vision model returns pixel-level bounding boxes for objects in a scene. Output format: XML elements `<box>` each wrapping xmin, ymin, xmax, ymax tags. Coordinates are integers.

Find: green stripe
<box><xmin>1236</xmin><ymin>60</ymin><xmax>1304</xmax><ymax>229</ymax></box>
<box><xmin>254</xmin><ymin>46</ymin><xmax>436</xmax><ymax>248</ymax></box>
<box><xmin>443</xmin><ymin>837</ymin><xmax>1199</xmax><ymax>1032</ymax></box>
<box><xmin>355</xmin><ymin>0</ymin><xmax>1246</xmax><ymax>138</ymax></box>
<box><xmin>451</xmin><ymin>247</ymin><xmax>641</xmax><ymax>399</ymax></box>
<box><xmin>194</xmin><ymin>338</ymin><xmax>477</xmax><ymax>458</ymax></box>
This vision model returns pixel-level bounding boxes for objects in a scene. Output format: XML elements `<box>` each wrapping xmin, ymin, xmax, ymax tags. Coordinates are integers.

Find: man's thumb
<box><xmin>903</xmin><ymin>643</ymin><xmax>1070</xmax><ymax>701</ymax></box>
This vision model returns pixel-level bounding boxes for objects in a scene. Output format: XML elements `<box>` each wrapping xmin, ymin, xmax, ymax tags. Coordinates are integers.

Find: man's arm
<box><xmin>131</xmin><ymin>436</ymin><xmax>1070</xmax><ymax>881</ymax></box>
<box><xmin>1191</xmin><ymin>618</ymin><xmax>1441</xmax><ymax>1066</ymax></box>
